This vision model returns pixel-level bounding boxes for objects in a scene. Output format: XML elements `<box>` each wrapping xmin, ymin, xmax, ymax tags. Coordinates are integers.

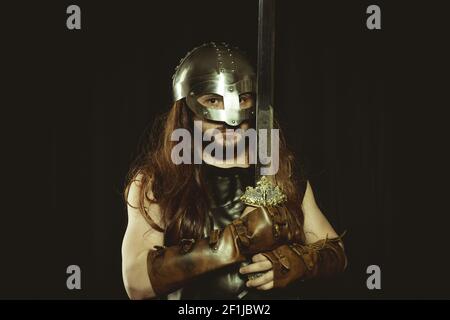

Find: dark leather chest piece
<box><xmin>179</xmin><ymin>163</ymin><xmax>254</xmax><ymax>299</ymax></box>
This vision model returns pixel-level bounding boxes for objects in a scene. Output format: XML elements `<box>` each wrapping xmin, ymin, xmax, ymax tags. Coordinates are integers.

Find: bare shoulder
<box><xmin>122</xmin><ymin>175</ymin><xmax>164</xmax><ymax>289</ymax></box>
<box><xmin>301</xmin><ymin>180</ymin><xmax>339</xmax><ymax>242</ymax></box>
<box><xmin>301</xmin><ymin>181</ymin><xmax>315</xmax><ymax>209</ymax></box>
<box><xmin>126</xmin><ymin>173</ymin><xmax>163</xmax><ymax>230</ymax></box>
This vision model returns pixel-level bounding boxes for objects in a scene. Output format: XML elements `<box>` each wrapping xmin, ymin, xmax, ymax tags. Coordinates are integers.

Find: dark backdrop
<box><xmin>1</xmin><ymin>0</ymin><xmax>449</xmax><ymax>299</ymax></box>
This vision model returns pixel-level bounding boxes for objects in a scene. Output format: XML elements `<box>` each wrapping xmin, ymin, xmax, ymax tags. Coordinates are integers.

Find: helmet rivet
<box><xmin>228</xmin><ymin>87</ymin><xmax>234</xmax><ymax>92</ymax></box>
<box><xmin>232</xmin><ymin>120</ymin><xmax>236</xmax><ymax>124</ymax></box>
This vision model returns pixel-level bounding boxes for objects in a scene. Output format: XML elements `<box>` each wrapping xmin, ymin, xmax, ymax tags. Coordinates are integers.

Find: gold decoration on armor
<box><xmin>240</xmin><ymin>176</ymin><xmax>287</xmax><ymax>207</ymax></box>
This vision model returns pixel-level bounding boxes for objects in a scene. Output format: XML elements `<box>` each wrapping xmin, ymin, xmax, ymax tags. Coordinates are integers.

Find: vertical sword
<box><xmin>255</xmin><ymin>0</ymin><xmax>275</xmax><ymax>182</ymax></box>
<box><xmin>241</xmin><ymin>0</ymin><xmax>286</xmax><ymax>208</ymax></box>
<box><xmin>238</xmin><ymin>0</ymin><xmax>287</xmax><ymax>300</ymax></box>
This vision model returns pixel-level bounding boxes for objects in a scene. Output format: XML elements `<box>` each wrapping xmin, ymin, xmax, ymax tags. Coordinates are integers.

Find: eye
<box><xmin>239</xmin><ymin>93</ymin><xmax>253</xmax><ymax>107</ymax></box>
<box><xmin>203</xmin><ymin>95</ymin><xmax>222</xmax><ymax>104</ymax></box>
<box><xmin>198</xmin><ymin>94</ymin><xmax>223</xmax><ymax>108</ymax></box>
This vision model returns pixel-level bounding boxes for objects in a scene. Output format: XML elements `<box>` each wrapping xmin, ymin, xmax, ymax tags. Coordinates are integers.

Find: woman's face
<box><xmin>194</xmin><ymin>93</ymin><xmax>254</xmax><ymax>146</ymax></box>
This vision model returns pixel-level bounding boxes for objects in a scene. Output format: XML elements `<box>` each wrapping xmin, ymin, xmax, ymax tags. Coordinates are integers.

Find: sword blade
<box><xmin>255</xmin><ymin>0</ymin><xmax>276</xmax><ymax>181</ymax></box>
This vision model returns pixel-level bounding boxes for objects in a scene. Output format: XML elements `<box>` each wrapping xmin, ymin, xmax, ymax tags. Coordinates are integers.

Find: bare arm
<box><xmin>121</xmin><ymin>176</ymin><xmax>163</xmax><ymax>299</ymax></box>
<box><xmin>301</xmin><ymin>181</ymin><xmax>347</xmax><ymax>267</ymax></box>
<box><xmin>302</xmin><ymin>181</ymin><xmax>339</xmax><ymax>243</ymax></box>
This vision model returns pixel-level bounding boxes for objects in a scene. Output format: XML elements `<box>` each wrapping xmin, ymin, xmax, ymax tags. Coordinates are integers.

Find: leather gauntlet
<box><xmin>261</xmin><ymin>235</ymin><xmax>347</xmax><ymax>289</ymax></box>
<box><xmin>147</xmin><ymin>205</ymin><xmax>303</xmax><ymax>296</ymax></box>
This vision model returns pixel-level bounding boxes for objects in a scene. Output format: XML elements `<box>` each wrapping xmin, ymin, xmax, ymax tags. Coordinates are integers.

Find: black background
<box><xmin>1</xmin><ymin>0</ymin><xmax>449</xmax><ymax>299</ymax></box>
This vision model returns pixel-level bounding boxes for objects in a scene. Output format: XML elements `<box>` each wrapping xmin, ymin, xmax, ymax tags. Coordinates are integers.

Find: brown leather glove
<box><xmin>261</xmin><ymin>235</ymin><xmax>347</xmax><ymax>288</ymax></box>
<box><xmin>147</xmin><ymin>205</ymin><xmax>303</xmax><ymax>296</ymax></box>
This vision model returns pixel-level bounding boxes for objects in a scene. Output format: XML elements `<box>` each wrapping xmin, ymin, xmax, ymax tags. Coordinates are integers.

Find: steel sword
<box><xmin>238</xmin><ymin>0</ymin><xmax>288</xmax><ymax>299</ymax></box>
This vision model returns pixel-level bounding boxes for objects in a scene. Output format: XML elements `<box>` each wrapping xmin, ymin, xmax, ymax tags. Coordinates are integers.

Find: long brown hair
<box><xmin>124</xmin><ymin>100</ymin><xmax>307</xmax><ymax>246</ymax></box>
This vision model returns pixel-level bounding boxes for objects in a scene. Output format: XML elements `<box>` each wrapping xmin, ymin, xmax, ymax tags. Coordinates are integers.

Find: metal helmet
<box><xmin>172</xmin><ymin>42</ymin><xmax>256</xmax><ymax>126</ymax></box>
